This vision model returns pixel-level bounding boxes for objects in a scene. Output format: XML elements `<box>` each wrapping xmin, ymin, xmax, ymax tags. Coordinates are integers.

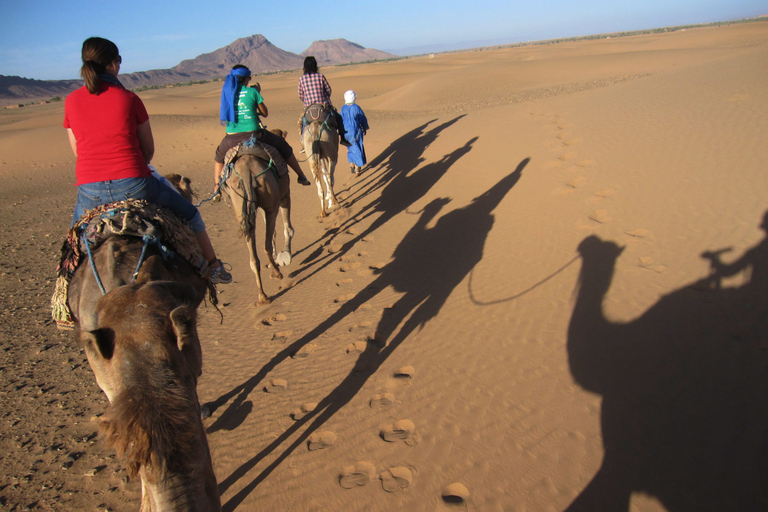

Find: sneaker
<box><xmin>298</xmin><ymin>176</ymin><xmax>311</xmax><ymax>186</ymax></box>
<box><xmin>209</xmin><ymin>260</ymin><xmax>232</xmax><ymax>284</ymax></box>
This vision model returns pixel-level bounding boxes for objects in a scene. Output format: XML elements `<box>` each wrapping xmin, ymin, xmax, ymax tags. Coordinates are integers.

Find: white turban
<box><xmin>344</xmin><ymin>90</ymin><xmax>356</xmax><ymax>104</ymax></box>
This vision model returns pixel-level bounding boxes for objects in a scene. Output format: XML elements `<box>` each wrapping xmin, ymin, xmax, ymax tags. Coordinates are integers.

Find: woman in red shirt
<box><xmin>64</xmin><ymin>37</ymin><xmax>231</xmax><ymax>284</ymax></box>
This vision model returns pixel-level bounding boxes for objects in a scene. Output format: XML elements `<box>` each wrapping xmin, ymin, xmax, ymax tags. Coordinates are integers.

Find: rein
<box><xmin>82</xmin><ymin>232</ymin><xmax>107</xmax><ymax>296</ymax></box>
<box><xmin>83</xmin><ymin>231</ymin><xmax>177</xmax><ymax>296</ymax></box>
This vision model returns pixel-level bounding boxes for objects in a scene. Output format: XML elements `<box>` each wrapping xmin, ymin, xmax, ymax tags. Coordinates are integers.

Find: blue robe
<box><xmin>340</xmin><ymin>103</ymin><xmax>369</xmax><ymax>167</ymax></box>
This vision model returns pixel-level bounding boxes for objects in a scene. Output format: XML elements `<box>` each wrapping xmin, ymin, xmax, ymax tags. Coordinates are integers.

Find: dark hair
<box><xmin>232</xmin><ymin>64</ymin><xmax>252</xmax><ymax>85</ymax></box>
<box><xmin>81</xmin><ymin>37</ymin><xmax>120</xmax><ymax>95</ymax></box>
<box><xmin>303</xmin><ymin>56</ymin><xmax>318</xmax><ymax>75</ymax></box>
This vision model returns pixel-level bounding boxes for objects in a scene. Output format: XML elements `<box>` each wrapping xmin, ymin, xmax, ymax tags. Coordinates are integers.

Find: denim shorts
<box><xmin>72</xmin><ymin>176</ymin><xmax>205</xmax><ymax>232</ymax></box>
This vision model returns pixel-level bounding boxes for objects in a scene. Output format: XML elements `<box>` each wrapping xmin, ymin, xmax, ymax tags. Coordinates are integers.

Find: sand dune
<box><xmin>1</xmin><ymin>21</ymin><xmax>767</xmax><ymax>511</ymax></box>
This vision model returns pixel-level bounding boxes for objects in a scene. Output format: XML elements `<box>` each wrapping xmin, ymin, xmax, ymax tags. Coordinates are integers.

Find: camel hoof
<box><xmin>256</xmin><ymin>297</ymin><xmax>273</xmax><ymax>306</ymax></box>
<box><xmin>270</xmin><ymin>271</ymin><xmax>283</xmax><ymax>280</ymax></box>
<box><xmin>275</xmin><ymin>251</ymin><xmax>292</xmax><ymax>267</ymax></box>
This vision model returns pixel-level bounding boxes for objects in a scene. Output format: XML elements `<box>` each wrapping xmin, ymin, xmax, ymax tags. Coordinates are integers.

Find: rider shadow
<box><xmin>295</xmin><ymin>116</ymin><xmax>466</xmax><ymax>263</ymax></box>
<box><xmin>565</xmin><ymin>210</ymin><xmax>768</xmax><ymax>511</ymax></box>
<box><xmin>216</xmin><ymin>162</ymin><xmax>527</xmax><ymax>510</ymax></box>
<box><xmin>204</xmin><ymin>137</ymin><xmax>481</xmax><ymax>432</ymax></box>
<box><xmin>293</xmin><ymin>139</ymin><xmax>477</xmax><ymax>299</ymax></box>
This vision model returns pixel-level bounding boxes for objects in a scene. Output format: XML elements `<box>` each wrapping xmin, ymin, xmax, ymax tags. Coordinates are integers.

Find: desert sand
<box><xmin>1</xmin><ymin>21</ymin><xmax>767</xmax><ymax>511</ymax></box>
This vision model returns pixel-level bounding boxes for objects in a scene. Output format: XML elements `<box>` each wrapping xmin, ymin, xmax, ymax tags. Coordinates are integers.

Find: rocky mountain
<box><xmin>301</xmin><ymin>39</ymin><xmax>396</xmax><ymax>66</ymax></box>
<box><xmin>174</xmin><ymin>34</ymin><xmax>304</xmax><ymax>76</ymax></box>
<box><xmin>1</xmin><ymin>35</ymin><xmax>396</xmax><ymax>106</ymax></box>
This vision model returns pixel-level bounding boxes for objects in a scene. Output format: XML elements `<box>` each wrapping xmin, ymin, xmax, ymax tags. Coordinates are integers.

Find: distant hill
<box><xmin>0</xmin><ymin>35</ymin><xmax>395</xmax><ymax>105</ymax></box>
<box><xmin>0</xmin><ymin>76</ymin><xmax>81</xmax><ymax>106</ymax></box>
<box><xmin>301</xmin><ymin>39</ymin><xmax>396</xmax><ymax>66</ymax></box>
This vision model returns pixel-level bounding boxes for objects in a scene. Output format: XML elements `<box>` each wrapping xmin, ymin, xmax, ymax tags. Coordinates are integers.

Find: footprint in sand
<box><xmin>369</xmin><ymin>392</ymin><xmax>395</xmax><ymax>408</ymax></box>
<box><xmin>335</xmin><ymin>293</ymin><xmax>357</xmax><ymax>303</ymax></box>
<box><xmin>379</xmin><ymin>466</ymin><xmax>414</xmax><ymax>492</ymax></box>
<box><xmin>290</xmin><ymin>402</ymin><xmax>318</xmax><ymax>420</ymax></box>
<box><xmin>339</xmin><ymin>262</ymin><xmax>362</xmax><ymax>272</ymax></box>
<box><xmin>336</xmin><ymin>278</ymin><xmax>354</xmax><ymax>286</ymax></box>
<box><xmin>566</xmin><ymin>176</ymin><xmax>587</xmax><ymax>188</ymax></box>
<box><xmin>380</xmin><ymin>419</ymin><xmax>421</xmax><ymax>446</ymax></box>
<box><xmin>291</xmin><ymin>342</ymin><xmax>318</xmax><ymax>359</ymax></box>
<box><xmin>327</xmin><ymin>244</ymin><xmax>344</xmax><ymax>254</ymax></box>
<box><xmin>385</xmin><ymin>366</ymin><xmax>415</xmax><ymax>389</ymax></box>
<box><xmin>345</xmin><ymin>340</ymin><xmax>369</xmax><ymax>355</ymax></box>
<box><xmin>638</xmin><ymin>256</ymin><xmax>667</xmax><ymax>273</ymax></box>
<box><xmin>442</xmin><ymin>482</ymin><xmax>470</xmax><ymax>503</ymax></box>
<box><xmin>308</xmin><ymin>430</ymin><xmax>337</xmax><ymax>451</ymax></box>
<box><xmin>339</xmin><ymin>461</ymin><xmax>377</xmax><ymax>489</ymax></box>
<box><xmin>271</xmin><ymin>330</ymin><xmax>292</xmax><ymax>341</ymax></box>
<box><xmin>395</xmin><ymin>365</ymin><xmax>415</xmax><ymax>380</ymax></box>
<box><xmin>260</xmin><ymin>313</ymin><xmax>287</xmax><ymax>326</ymax></box>
<box><xmin>349</xmin><ymin>321</ymin><xmax>374</xmax><ymax>332</ymax></box>
<box><xmin>588</xmin><ymin>209</ymin><xmax>612</xmax><ymax>224</ymax></box>
<box><xmin>625</xmin><ymin>228</ymin><xmax>655</xmax><ymax>240</ymax></box>
<box><xmin>559</xmin><ymin>151</ymin><xmax>578</xmax><ymax>162</ymax></box>
<box><xmin>264</xmin><ymin>378</ymin><xmax>288</xmax><ymax>393</ymax></box>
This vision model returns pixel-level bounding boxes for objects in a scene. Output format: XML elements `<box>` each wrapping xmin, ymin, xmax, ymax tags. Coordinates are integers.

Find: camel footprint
<box><xmin>380</xmin><ymin>466</ymin><xmax>414</xmax><ymax>492</ymax></box>
<box><xmin>380</xmin><ymin>419</ymin><xmax>421</xmax><ymax>446</ymax></box>
<box><xmin>308</xmin><ymin>430</ymin><xmax>337</xmax><ymax>451</ymax></box>
<box><xmin>290</xmin><ymin>402</ymin><xmax>317</xmax><ymax>420</ymax></box>
<box><xmin>339</xmin><ymin>461</ymin><xmax>377</xmax><ymax>489</ymax></box>
<box><xmin>264</xmin><ymin>378</ymin><xmax>288</xmax><ymax>393</ymax></box>
<box><xmin>369</xmin><ymin>392</ymin><xmax>395</xmax><ymax>409</ymax></box>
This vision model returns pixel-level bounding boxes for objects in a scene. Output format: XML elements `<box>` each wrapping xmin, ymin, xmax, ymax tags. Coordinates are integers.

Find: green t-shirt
<box><xmin>226</xmin><ymin>86</ymin><xmax>264</xmax><ymax>133</ymax></box>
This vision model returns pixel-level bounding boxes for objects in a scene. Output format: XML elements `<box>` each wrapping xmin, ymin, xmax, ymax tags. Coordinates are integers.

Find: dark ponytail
<box><xmin>80</xmin><ymin>37</ymin><xmax>120</xmax><ymax>94</ymax></box>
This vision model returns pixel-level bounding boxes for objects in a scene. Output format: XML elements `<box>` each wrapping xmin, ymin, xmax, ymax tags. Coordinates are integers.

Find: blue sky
<box><xmin>1</xmin><ymin>0</ymin><xmax>765</xmax><ymax>80</ymax></box>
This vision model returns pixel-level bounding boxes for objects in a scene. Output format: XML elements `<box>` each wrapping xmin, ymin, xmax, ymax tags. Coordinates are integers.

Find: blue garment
<box><xmin>220</xmin><ymin>68</ymin><xmax>252</xmax><ymax>124</ymax></box>
<box><xmin>340</xmin><ymin>103</ymin><xmax>369</xmax><ymax>167</ymax></box>
<box><xmin>72</xmin><ymin>176</ymin><xmax>205</xmax><ymax>232</ymax></box>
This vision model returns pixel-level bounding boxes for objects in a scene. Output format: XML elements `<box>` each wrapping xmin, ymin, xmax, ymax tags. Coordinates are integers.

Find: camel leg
<box><xmin>324</xmin><ymin>156</ymin><xmax>340</xmax><ymax>210</ymax></box>
<box><xmin>321</xmin><ymin>166</ymin><xmax>339</xmax><ymax>212</ymax></box>
<box><xmin>278</xmin><ymin>193</ymin><xmax>294</xmax><ymax>263</ymax></box>
<box><xmin>314</xmin><ymin>172</ymin><xmax>327</xmax><ymax>218</ymax></box>
<box><xmin>245</xmin><ymin>231</ymin><xmax>270</xmax><ymax>306</ymax></box>
<box><xmin>262</xmin><ymin>211</ymin><xmax>283</xmax><ymax>279</ymax></box>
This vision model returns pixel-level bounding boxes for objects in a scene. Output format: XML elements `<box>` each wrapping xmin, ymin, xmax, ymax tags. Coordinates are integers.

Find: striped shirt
<box><xmin>298</xmin><ymin>72</ymin><xmax>333</xmax><ymax>107</ymax></box>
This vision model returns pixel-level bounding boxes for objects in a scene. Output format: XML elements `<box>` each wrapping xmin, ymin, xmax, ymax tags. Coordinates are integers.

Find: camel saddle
<box><xmin>302</xmin><ymin>104</ymin><xmax>336</xmax><ymax>127</ymax></box>
<box><xmin>51</xmin><ymin>200</ymin><xmax>210</xmax><ymax>330</ymax></box>
<box><xmin>222</xmin><ymin>135</ymin><xmax>289</xmax><ymax>181</ymax></box>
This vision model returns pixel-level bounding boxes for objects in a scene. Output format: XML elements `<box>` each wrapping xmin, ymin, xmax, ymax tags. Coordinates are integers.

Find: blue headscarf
<box><xmin>220</xmin><ymin>67</ymin><xmax>251</xmax><ymax>125</ymax></box>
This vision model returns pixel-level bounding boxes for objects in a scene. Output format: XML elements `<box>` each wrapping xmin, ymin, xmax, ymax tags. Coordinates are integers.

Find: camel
<box><xmin>566</xmin><ymin>233</ymin><xmax>768</xmax><ymax>511</ymax></box>
<box><xmin>63</xmin><ymin>179</ymin><xmax>221</xmax><ymax>511</ymax></box>
<box><xmin>220</xmin><ymin>141</ymin><xmax>294</xmax><ymax>305</ymax></box>
<box><xmin>300</xmin><ymin>105</ymin><xmax>340</xmax><ymax>217</ymax></box>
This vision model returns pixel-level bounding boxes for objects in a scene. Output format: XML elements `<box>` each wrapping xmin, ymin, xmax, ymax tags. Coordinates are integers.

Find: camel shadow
<box><xmin>203</xmin><ymin>128</ymin><xmax>478</xmax><ymax>433</ymax></box>
<box><xmin>291</xmin><ymin>116</ymin><xmax>466</xmax><ymax>267</ymax></box>
<box><xmin>565</xmin><ymin>211</ymin><xmax>768</xmax><ymax>511</ymax></box>
<box><xmin>217</xmin><ymin>162</ymin><xmax>527</xmax><ymax>510</ymax></box>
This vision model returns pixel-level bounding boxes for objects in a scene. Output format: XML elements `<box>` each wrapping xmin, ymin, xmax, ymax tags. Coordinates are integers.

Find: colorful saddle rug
<box><xmin>51</xmin><ymin>199</ymin><xmax>211</xmax><ymax>330</ymax></box>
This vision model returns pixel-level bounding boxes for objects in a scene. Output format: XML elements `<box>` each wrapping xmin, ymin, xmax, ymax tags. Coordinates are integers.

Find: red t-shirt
<box><xmin>63</xmin><ymin>83</ymin><xmax>151</xmax><ymax>185</ymax></box>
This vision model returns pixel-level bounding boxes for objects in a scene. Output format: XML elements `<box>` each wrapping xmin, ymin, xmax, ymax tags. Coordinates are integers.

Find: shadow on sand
<box><xmin>213</xmin><ymin>160</ymin><xmax>527</xmax><ymax>510</ymax></box>
<box><xmin>203</xmin><ymin>118</ymin><xmax>475</xmax><ymax>429</ymax></box>
<box><xmin>565</xmin><ymin>210</ymin><xmax>768</xmax><ymax>511</ymax></box>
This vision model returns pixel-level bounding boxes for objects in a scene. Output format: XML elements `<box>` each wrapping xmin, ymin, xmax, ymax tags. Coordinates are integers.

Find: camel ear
<box><xmin>170</xmin><ymin>306</ymin><xmax>194</xmax><ymax>351</ymax></box>
<box><xmin>82</xmin><ymin>328</ymin><xmax>115</xmax><ymax>360</ymax></box>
